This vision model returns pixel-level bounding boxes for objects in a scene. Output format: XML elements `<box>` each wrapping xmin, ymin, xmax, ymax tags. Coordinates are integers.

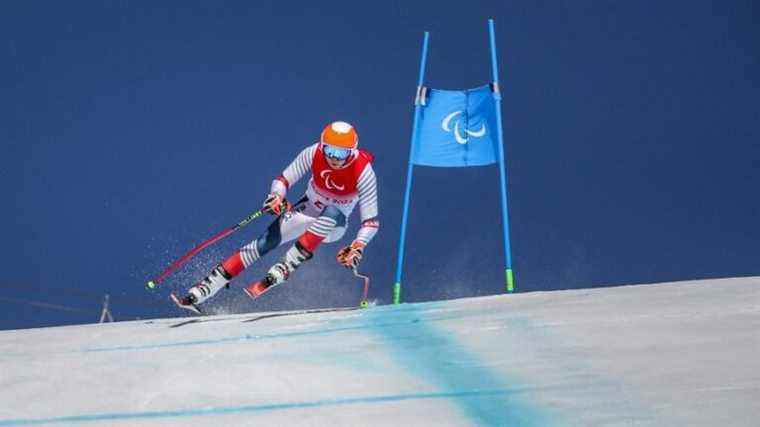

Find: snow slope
<box><xmin>0</xmin><ymin>277</ymin><xmax>758</xmax><ymax>426</ymax></box>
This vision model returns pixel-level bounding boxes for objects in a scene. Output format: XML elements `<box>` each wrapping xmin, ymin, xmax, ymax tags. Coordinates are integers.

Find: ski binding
<box><xmin>170</xmin><ymin>293</ymin><xmax>203</xmax><ymax>315</ymax></box>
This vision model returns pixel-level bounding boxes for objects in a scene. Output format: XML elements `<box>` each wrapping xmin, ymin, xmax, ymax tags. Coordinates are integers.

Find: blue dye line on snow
<box><xmin>81</xmin><ymin>308</ymin><xmax>464</xmax><ymax>354</ymax></box>
<box><xmin>82</xmin><ymin>323</ymin><xmax>371</xmax><ymax>352</ymax></box>
<box><xmin>0</xmin><ymin>389</ymin><xmax>511</xmax><ymax>426</ymax></box>
<box><xmin>31</xmin><ymin>301</ymin><xmax>559</xmax><ymax>426</ymax></box>
<box><xmin>363</xmin><ymin>305</ymin><xmax>559</xmax><ymax>426</ymax></box>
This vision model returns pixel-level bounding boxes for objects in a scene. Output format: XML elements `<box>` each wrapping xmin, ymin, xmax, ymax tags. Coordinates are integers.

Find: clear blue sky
<box><xmin>2</xmin><ymin>1</ymin><xmax>758</xmax><ymax>329</ymax></box>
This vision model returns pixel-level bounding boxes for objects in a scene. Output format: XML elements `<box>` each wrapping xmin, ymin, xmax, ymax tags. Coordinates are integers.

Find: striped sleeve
<box><xmin>270</xmin><ymin>143</ymin><xmax>318</xmax><ymax>196</ymax></box>
<box><xmin>356</xmin><ymin>218</ymin><xmax>379</xmax><ymax>245</ymax></box>
<box><xmin>357</xmin><ymin>164</ymin><xmax>378</xmax><ymax>221</ymax></box>
<box><xmin>355</xmin><ymin>164</ymin><xmax>379</xmax><ymax>245</ymax></box>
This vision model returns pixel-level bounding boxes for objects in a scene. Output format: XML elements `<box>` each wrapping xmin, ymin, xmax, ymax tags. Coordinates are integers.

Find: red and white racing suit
<box><xmin>234</xmin><ymin>142</ymin><xmax>380</xmax><ymax>269</ymax></box>
<box><xmin>186</xmin><ymin>143</ymin><xmax>379</xmax><ymax>303</ymax></box>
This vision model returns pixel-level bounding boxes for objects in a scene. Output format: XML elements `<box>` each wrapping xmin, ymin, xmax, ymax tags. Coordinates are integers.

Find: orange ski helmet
<box><xmin>320</xmin><ymin>121</ymin><xmax>358</xmax><ymax>149</ymax></box>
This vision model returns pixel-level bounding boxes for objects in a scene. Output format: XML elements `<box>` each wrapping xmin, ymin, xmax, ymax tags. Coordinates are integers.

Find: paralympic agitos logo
<box><xmin>320</xmin><ymin>170</ymin><xmax>345</xmax><ymax>191</ymax></box>
<box><xmin>441</xmin><ymin>111</ymin><xmax>486</xmax><ymax>144</ymax></box>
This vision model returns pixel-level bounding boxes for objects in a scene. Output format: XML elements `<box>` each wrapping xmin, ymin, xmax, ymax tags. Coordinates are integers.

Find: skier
<box><xmin>173</xmin><ymin>121</ymin><xmax>379</xmax><ymax>312</ymax></box>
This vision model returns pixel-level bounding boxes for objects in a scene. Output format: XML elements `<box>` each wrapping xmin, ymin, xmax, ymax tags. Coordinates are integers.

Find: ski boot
<box><xmin>171</xmin><ymin>264</ymin><xmax>232</xmax><ymax>314</ymax></box>
<box><xmin>244</xmin><ymin>242</ymin><xmax>312</xmax><ymax>300</ymax></box>
<box><xmin>170</xmin><ymin>293</ymin><xmax>203</xmax><ymax>315</ymax></box>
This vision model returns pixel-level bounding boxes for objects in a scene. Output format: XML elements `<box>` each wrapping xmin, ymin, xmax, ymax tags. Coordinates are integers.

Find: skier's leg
<box><xmin>238</xmin><ymin>214</ymin><xmax>285</xmax><ymax>268</ymax></box>
<box><xmin>266</xmin><ymin>205</ymin><xmax>347</xmax><ymax>286</ymax></box>
<box><xmin>322</xmin><ymin>219</ymin><xmax>347</xmax><ymax>244</ymax></box>
<box><xmin>186</xmin><ymin>212</ymin><xmax>306</xmax><ymax>305</ymax></box>
<box><xmin>183</xmin><ymin>221</ymin><xmax>284</xmax><ymax>305</ymax></box>
<box><xmin>239</xmin><ymin>195</ymin><xmax>311</xmax><ymax>267</ymax></box>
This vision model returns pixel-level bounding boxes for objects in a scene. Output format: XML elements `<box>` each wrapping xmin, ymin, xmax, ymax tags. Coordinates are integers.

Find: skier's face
<box><xmin>326</xmin><ymin>157</ymin><xmax>347</xmax><ymax>169</ymax></box>
<box><xmin>323</xmin><ymin>144</ymin><xmax>351</xmax><ymax>169</ymax></box>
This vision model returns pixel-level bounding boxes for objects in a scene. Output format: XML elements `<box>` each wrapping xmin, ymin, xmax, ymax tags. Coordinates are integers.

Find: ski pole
<box><xmin>353</xmin><ymin>267</ymin><xmax>371</xmax><ymax>308</ymax></box>
<box><xmin>146</xmin><ymin>209</ymin><xmax>265</xmax><ymax>289</ymax></box>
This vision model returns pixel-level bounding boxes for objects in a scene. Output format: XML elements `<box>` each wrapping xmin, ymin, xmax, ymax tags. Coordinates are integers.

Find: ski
<box><xmin>170</xmin><ymin>293</ymin><xmax>203</xmax><ymax>315</ymax></box>
<box><xmin>243</xmin><ymin>279</ymin><xmax>273</xmax><ymax>300</ymax></box>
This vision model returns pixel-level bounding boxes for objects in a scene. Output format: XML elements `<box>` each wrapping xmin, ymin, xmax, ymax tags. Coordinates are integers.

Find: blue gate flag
<box><xmin>395</xmin><ymin>21</ymin><xmax>515</xmax><ymax>305</ymax></box>
<box><xmin>411</xmin><ymin>85</ymin><xmax>498</xmax><ymax>167</ymax></box>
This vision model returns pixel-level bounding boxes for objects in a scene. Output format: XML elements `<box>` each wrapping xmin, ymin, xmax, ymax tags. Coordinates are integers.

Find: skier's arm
<box><xmin>270</xmin><ymin>143</ymin><xmax>318</xmax><ymax>197</ymax></box>
<box><xmin>336</xmin><ymin>163</ymin><xmax>378</xmax><ymax>269</ymax></box>
<box><xmin>355</xmin><ymin>164</ymin><xmax>379</xmax><ymax>245</ymax></box>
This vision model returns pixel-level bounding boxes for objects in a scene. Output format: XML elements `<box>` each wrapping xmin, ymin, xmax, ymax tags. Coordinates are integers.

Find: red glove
<box><xmin>337</xmin><ymin>241</ymin><xmax>365</xmax><ymax>269</ymax></box>
<box><xmin>262</xmin><ymin>193</ymin><xmax>291</xmax><ymax>216</ymax></box>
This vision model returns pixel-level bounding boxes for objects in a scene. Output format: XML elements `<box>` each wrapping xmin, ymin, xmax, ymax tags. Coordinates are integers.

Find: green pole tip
<box><xmin>506</xmin><ymin>269</ymin><xmax>515</xmax><ymax>293</ymax></box>
<box><xmin>393</xmin><ymin>282</ymin><xmax>402</xmax><ymax>305</ymax></box>
<box><xmin>146</xmin><ymin>280</ymin><xmax>156</xmax><ymax>290</ymax></box>
<box><xmin>360</xmin><ymin>300</ymin><xmax>369</xmax><ymax>309</ymax></box>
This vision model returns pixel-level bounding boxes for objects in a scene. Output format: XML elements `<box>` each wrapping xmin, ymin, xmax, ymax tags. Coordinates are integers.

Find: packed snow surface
<box><xmin>0</xmin><ymin>277</ymin><xmax>758</xmax><ymax>426</ymax></box>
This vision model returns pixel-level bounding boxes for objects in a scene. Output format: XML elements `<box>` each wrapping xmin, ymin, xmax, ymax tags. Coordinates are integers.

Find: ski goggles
<box><xmin>323</xmin><ymin>144</ymin><xmax>352</xmax><ymax>161</ymax></box>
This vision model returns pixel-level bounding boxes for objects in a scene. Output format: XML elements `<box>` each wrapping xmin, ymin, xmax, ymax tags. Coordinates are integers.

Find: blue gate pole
<box><xmin>488</xmin><ymin>19</ymin><xmax>515</xmax><ymax>292</ymax></box>
<box><xmin>394</xmin><ymin>31</ymin><xmax>430</xmax><ymax>304</ymax></box>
